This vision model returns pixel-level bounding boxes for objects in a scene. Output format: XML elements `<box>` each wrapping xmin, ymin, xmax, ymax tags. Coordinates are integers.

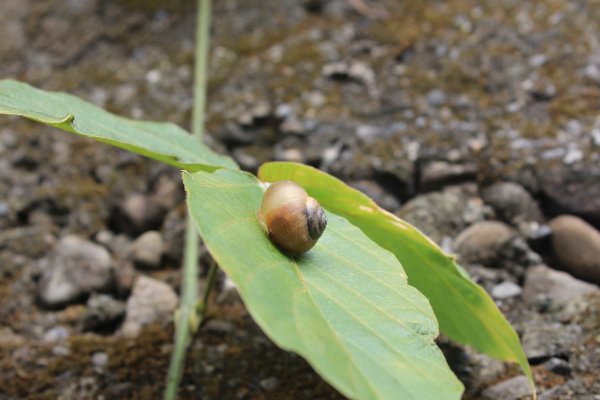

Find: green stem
<box><xmin>165</xmin><ymin>214</ymin><xmax>199</xmax><ymax>400</ymax></box>
<box><xmin>164</xmin><ymin>1</ymin><xmax>213</xmax><ymax>399</ymax></box>
<box><xmin>192</xmin><ymin>0</ymin><xmax>211</xmax><ymax>141</ymax></box>
<box><xmin>197</xmin><ymin>261</ymin><xmax>219</xmax><ymax>315</ymax></box>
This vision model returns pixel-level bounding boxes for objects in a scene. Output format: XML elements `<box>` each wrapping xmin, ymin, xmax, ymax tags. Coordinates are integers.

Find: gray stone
<box><xmin>94</xmin><ymin>229</ymin><xmax>114</xmax><ymax>247</ymax></box>
<box><xmin>539</xmin><ymin>167</ymin><xmax>600</xmax><ymax>226</ymax></box>
<box><xmin>481</xmin><ymin>375</ymin><xmax>533</xmax><ymax>400</ymax></box>
<box><xmin>491</xmin><ymin>281</ymin><xmax>522</xmax><ymax>299</ymax></box>
<box><xmin>91</xmin><ymin>352</ymin><xmax>108</xmax><ymax>369</ymax></box>
<box><xmin>466</xmin><ymin>350</ymin><xmax>508</xmax><ymax>389</ymax></box>
<box><xmin>117</xmin><ymin>193</ymin><xmax>165</xmax><ymax>234</ymax></box>
<box><xmin>132</xmin><ymin>231</ymin><xmax>163</xmax><ymax>269</ymax></box>
<box><xmin>522</xmin><ymin>322</ymin><xmax>581</xmax><ymax>361</ymax></box>
<box><xmin>543</xmin><ymin>357</ymin><xmax>571</xmax><ymax>377</ymax></box>
<box><xmin>559</xmin><ymin>291</ymin><xmax>600</xmax><ymax>322</ymax></box>
<box><xmin>99</xmin><ymin>233</ymin><xmax>131</xmax><ymax>261</ymax></box>
<box><xmin>38</xmin><ymin>235</ymin><xmax>114</xmax><ymax>308</ymax></box>
<box><xmin>274</xmin><ymin>147</ymin><xmax>305</xmax><ymax>164</ymax></box>
<box><xmin>454</xmin><ymin>221</ymin><xmax>516</xmax><ymax>267</ymax></box>
<box><xmin>350</xmin><ymin>180</ymin><xmax>401</xmax><ymax>212</ymax></box>
<box><xmin>523</xmin><ymin>265</ymin><xmax>599</xmax><ymax>310</ymax></box>
<box><xmin>150</xmin><ymin>175</ymin><xmax>181</xmax><ymax>210</ymax></box>
<box><xmin>563</xmin><ymin>144</ymin><xmax>583</xmax><ymax>165</ymax></box>
<box><xmin>121</xmin><ymin>193</ymin><xmax>149</xmax><ymax>230</ymax></box>
<box><xmin>426</xmin><ymin>89</ymin><xmax>446</xmax><ymax>107</ymax></box>
<box><xmin>43</xmin><ymin>326</ymin><xmax>70</xmax><ymax>342</ymax></box>
<box><xmin>52</xmin><ymin>345</ymin><xmax>70</xmax><ymax>357</ymax></box>
<box><xmin>114</xmin><ymin>261</ymin><xmax>136</xmax><ymax>297</ymax></box>
<box><xmin>538</xmin><ymin>386</ymin><xmax>572</xmax><ymax>400</ymax></box>
<box><xmin>419</xmin><ymin>161</ymin><xmax>477</xmax><ymax>191</ymax></box>
<box><xmin>119</xmin><ymin>275</ymin><xmax>178</xmax><ymax>337</ymax></box>
<box><xmin>82</xmin><ymin>294</ymin><xmax>126</xmax><ymax>332</ymax></box>
<box><xmin>592</xmin><ymin>124</ymin><xmax>600</xmax><ymax>147</ymax></box>
<box><xmin>481</xmin><ymin>182</ymin><xmax>544</xmax><ymax>226</ymax></box>
<box><xmin>372</xmin><ymin>157</ymin><xmax>415</xmax><ymax>201</ymax></box>
<box><xmin>397</xmin><ymin>184</ymin><xmax>486</xmax><ymax>244</ymax></box>
<box><xmin>549</xmin><ymin>215</ymin><xmax>600</xmax><ymax>284</ymax></box>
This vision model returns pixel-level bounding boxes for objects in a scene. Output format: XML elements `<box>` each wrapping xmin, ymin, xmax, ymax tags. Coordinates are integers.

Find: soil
<box><xmin>1</xmin><ymin>0</ymin><xmax>599</xmax><ymax>399</ymax></box>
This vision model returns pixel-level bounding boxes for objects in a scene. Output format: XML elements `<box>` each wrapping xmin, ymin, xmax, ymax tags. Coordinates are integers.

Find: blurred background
<box><xmin>0</xmin><ymin>0</ymin><xmax>599</xmax><ymax>398</ymax></box>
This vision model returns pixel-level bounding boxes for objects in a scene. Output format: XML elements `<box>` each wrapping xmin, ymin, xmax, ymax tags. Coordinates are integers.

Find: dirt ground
<box><xmin>1</xmin><ymin>0</ymin><xmax>599</xmax><ymax>399</ymax></box>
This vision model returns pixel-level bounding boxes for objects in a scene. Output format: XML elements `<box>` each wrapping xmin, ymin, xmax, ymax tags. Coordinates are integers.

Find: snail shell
<box><xmin>258</xmin><ymin>181</ymin><xmax>327</xmax><ymax>255</ymax></box>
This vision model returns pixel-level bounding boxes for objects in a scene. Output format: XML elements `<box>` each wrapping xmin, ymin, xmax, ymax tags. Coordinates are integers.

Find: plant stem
<box><xmin>165</xmin><ymin>214</ymin><xmax>199</xmax><ymax>400</ymax></box>
<box><xmin>192</xmin><ymin>0</ymin><xmax>211</xmax><ymax>141</ymax></box>
<box><xmin>164</xmin><ymin>1</ymin><xmax>213</xmax><ymax>399</ymax></box>
<box><xmin>197</xmin><ymin>261</ymin><xmax>219</xmax><ymax>315</ymax></box>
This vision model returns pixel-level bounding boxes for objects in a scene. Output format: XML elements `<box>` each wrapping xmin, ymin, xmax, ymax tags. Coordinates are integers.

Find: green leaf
<box><xmin>184</xmin><ymin>168</ymin><xmax>463</xmax><ymax>400</ymax></box>
<box><xmin>0</xmin><ymin>79</ymin><xmax>237</xmax><ymax>171</ymax></box>
<box><xmin>259</xmin><ymin>162</ymin><xmax>534</xmax><ymax>390</ymax></box>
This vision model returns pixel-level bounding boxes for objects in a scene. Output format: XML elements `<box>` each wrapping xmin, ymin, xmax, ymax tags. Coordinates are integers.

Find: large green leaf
<box><xmin>259</xmin><ymin>162</ymin><xmax>534</xmax><ymax>389</ymax></box>
<box><xmin>0</xmin><ymin>79</ymin><xmax>237</xmax><ymax>171</ymax></box>
<box><xmin>184</xmin><ymin>168</ymin><xmax>463</xmax><ymax>400</ymax></box>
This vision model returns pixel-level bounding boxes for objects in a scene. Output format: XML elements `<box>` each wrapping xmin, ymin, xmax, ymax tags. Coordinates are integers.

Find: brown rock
<box><xmin>549</xmin><ymin>215</ymin><xmax>600</xmax><ymax>284</ymax></box>
<box><xmin>115</xmin><ymin>193</ymin><xmax>165</xmax><ymax>235</ymax></box>
<box><xmin>454</xmin><ymin>221</ymin><xmax>516</xmax><ymax>267</ymax></box>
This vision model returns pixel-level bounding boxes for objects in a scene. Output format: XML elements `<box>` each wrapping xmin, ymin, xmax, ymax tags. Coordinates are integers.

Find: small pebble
<box><xmin>52</xmin><ymin>345</ymin><xmax>70</xmax><ymax>357</ymax></box>
<box><xmin>43</xmin><ymin>326</ymin><xmax>70</xmax><ymax>342</ymax></box>
<box><xmin>204</xmin><ymin>319</ymin><xmax>236</xmax><ymax>335</ymax></box>
<box><xmin>426</xmin><ymin>89</ymin><xmax>446</xmax><ymax>107</ymax></box>
<box><xmin>259</xmin><ymin>377</ymin><xmax>279</xmax><ymax>391</ymax></box>
<box><xmin>92</xmin><ymin>352</ymin><xmax>108</xmax><ymax>368</ymax></box>
<box><xmin>491</xmin><ymin>282</ymin><xmax>522</xmax><ymax>300</ymax></box>
<box><xmin>132</xmin><ymin>231</ymin><xmax>163</xmax><ymax>269</ymax></box>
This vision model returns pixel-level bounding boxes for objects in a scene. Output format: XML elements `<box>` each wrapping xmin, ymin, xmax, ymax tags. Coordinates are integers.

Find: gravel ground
<box><xmin>1</xmin><ymin>0</ymin><xmax>599</xmax><ymax>398</ymax></box>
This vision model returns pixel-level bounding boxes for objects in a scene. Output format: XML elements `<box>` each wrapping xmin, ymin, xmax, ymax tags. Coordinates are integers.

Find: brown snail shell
<box><xmin>258</xmin><ymin>181</ymin><xmax>327</xmax><ymax>255</ymax></box>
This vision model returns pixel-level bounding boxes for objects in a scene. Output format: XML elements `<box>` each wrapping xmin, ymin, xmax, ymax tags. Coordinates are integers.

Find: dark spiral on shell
<box><xmin>306</xmin><ymin>204</ymin><xmax>327</xmax><ymax>241</ymax></box>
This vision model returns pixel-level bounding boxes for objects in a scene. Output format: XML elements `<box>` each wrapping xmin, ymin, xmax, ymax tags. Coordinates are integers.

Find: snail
<box><xmin>258</xmin><ymin>181</ymin><xmax>327</xmax><ymax>255</ymax></box>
